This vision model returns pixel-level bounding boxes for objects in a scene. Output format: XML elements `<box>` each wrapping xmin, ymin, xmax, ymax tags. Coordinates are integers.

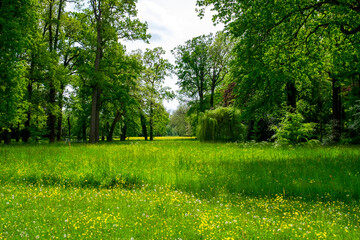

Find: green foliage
<box><xmin>152</xmin><ymin>103</ymin><xmax>170</xmax><ymax>136</ymax></box>
<box><xmin>0</xmin><ymin>0</ymin><xmax>37</xmax><ymax>129</ymax></box>
<box><xmin>197</xmin><ymin>107</ymin><xmax>245</xmax><ymax>142</ymax></box>
<box><xmin>347</xmin><ymin>100</ymin><xmax>360</xmax><ymax>143</ymax></box>
<box><xmin>272</xmin><ymin>112</ymin><xmax>316</xmax><ymax>145</ymax></box>
<box><xmin>168</xmin><ymin>105</ymin><xmax>192</xmax><ymax>136</ymax></box>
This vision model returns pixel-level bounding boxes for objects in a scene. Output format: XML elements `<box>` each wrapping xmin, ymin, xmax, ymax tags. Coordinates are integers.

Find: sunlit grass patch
<box><xmin>1</xmin><ymin>184</ymin><xmax>359</xmax><ymax>239</ymax></box>
<box><xmin>126</xmin><ymin>136</ymin><xmax>196</xmax><ymax>141</ymax></box>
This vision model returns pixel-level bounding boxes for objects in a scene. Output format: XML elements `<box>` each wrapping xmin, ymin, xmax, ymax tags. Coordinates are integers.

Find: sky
<box><xmin>123</xmin><ymin>0</ymin><xmax>223</xmax><ymax>113</ymax></box>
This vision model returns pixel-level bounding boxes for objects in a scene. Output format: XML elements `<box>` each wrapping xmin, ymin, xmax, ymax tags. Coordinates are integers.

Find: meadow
<box><xmin>0</xmin><ymin>138</ymin><xmax>359</xmax><ymax>239</ymax></box>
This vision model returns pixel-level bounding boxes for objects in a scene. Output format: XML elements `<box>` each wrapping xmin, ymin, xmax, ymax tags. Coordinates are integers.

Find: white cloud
<box><xmin>124</xmin><ymin>0</ymin><xmax>223</xmax><ymax>112</ymax></box>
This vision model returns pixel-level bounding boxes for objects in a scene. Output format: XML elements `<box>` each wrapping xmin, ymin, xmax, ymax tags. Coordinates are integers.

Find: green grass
<box><xmin>0</xmin><ymin>139</ymin><xmax>359</xmax><ymax>239</ymax></box>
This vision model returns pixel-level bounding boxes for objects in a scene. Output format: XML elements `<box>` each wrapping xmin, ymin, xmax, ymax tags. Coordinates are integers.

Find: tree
<box><xmin>100</xmin><ymin>45</ymin><xmax>143</xmax><ymax>142</ymax></box>
<box><xmin>0</xmin><ymin>0</ymin><xmax>37</xmax><ymax>144</ymax></box>
<box><xmin>208</xmin><ymin>32</ymin><xmax>232</xmax><ymax>108</ymax></box>
<box><xmin>140</xmin><ymin>47</ymin><xmax>173</xmax><ymax>140</ymax></box>
<box><xmin>172</xmin><ymin>35</ymin><xmax>212</xmax><ymax>113</ymax></box>
<box><xmin>168</xmin><ymin>105</ymin><xmax>191</xmax><ymax>136</ymax></box>
<box><xmin>84</xmin><ymin>0</ymin><xmax>149</xmax><ymax>143</ymax></box>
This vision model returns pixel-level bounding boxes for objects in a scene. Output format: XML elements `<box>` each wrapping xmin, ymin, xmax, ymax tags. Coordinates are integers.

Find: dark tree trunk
<box><xmin>210</xmin><ymin>81</ymin><xmax>216</xmax><ymax>109</ymax></box>
<box><xmin>89</xmin><ymin>1</ymin><xmax>103</xmax><ymax>144</ymax></box>
<box><xmin>247</xmin><ymin>120</ymin><xmax>255</xmax><ymax>141</ymax></box>
<box><xmin>332</xmin><ymin>78</ymin><xmax>342</xmax><ymax>142</ymax></box>
<box><xmin>15</xmin><ymin>123</ymin><xmax>20</xmax><ymax>142</ymax></box>
<box><xmin>107</xmin><ymin>110</ymin><xmax>122</xmax><ymax>142</ymax></box>
<box><xmin>57</xmin><ymin>85</ymin><xmax>64</xmax><ymax>141</ymax></box>
<box><xmin>199</xmin><ymin>79</ymin><xmax>205</xmax><ymax>112</ymax></box>
<box><xmin>101</xmin><ymin>131</ymin><xmax>105</xmax><ymax>141</ymax></box>
<box><xmin>140</xmin><ymin>112</ymin><xmax>148</xmax><ymax>141</ymax></box>
<box><xmin>89</xmin><ymin>86</ymin><xmax>101</xmax><ymax>143</ymax></box>
<box><xmin>150</xmin><ymin>101</ymin><xmax>154</xmax><ymax>141</ymax></box>
<box><xmin>120</xmin><ymin>122</ymin><xmax>127</xmax><ymax>141</ymax></box>
<box><xmin>67</xmin><ymin>116</ymin><xmax>71</xmax><ymax>140</ymax></box>
<box><xmin>82</xmin><ymin>121</ymin><xmax>87</xmax><ymax>142</ymax></box>
<box><xmin>57</xmin><ymin>113</ymin><xmax>62</xmax><ymax>141</ymax></box>
<box><xmin>48</xmin><ymin>84</ymin><xmax>56</xmax><ymax>143</ymax></box>
<box><xmin>286</xmin><ymin>82</ymin><xmax>297</xmax><ymax>111</ymax></box>
<box><xmin>4</xmin><ymin>129</ymin><xmax>11</xmax><ymax>145</ymax></box>
<box><xmin>47</xmin><ymin>0</ymin><xmax>56</xmax><ymax>143</ymax></box>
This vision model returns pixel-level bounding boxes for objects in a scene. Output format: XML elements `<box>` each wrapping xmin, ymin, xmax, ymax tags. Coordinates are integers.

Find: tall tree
<box><xmin>85</xmin><ymin>0</ymin><xmax>149</xmax><ymax>143</ymax></box>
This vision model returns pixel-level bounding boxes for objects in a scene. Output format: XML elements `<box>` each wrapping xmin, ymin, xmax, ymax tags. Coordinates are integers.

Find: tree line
<box><xmin>170</xmin><ymin>0</ymin><xmax>360</xmax><ymax>144</ymax></box>
<box><xmin>2</xmin><ymin>0</ymin><xmax>360</xmax><ymax>144</ymax></box>
<box><xmin>0</xmin><ymin>0</ymin><xmax>172</xmax><ymax>144</ymax></box>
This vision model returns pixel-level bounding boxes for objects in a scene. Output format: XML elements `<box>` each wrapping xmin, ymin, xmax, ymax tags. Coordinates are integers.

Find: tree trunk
<box><xmin>4</xmin><ymin>129</ymin><xmax>11</xmax><ymax>145</ymax></box>
<box><xmin>199</xmin><ymin>81</ymin><xmax>205</xmax><ymax>112</ymax></box>
<box><xmin>140</xmin><ymin>112</ymin><xmax>148</xmax><ymax>141</ymax></box>
<box><xmin>15</xmin><ymin>123</ymin><xmax>20</xmax><ymax>142</ymax></box>
<box><xmin>82</xmin><ymin>121</ymin><xmax>87</xmax><ymax>142</ymax></box>
<box><xmin>150</xmin><ymin>101</ymin><xmax>154</xmax><ymax>141</ymax></box>
<box><xmin>210</xmin><ymin>80</ymin><xmax>216</xmax><ymax>109</ymax></box>
<box><xmin>101</xmin><ymin>130</ymin><xmax>105</xmax><ymax>141</ymax></box>
<box><xmin>107</xmin><ymin>110</ymin><xmax>122</xmax><ymax>142</ymax></box>
<box><xmin>89</xmin><ymin>86</ymin><xmax>101</xmax><ymax>143</ymax></box>
<box><xmin>120</xmin><ymin>122</ymin><xmax>127</xmax><ymax>141</ymax></box>
<box><xmin>48</xmin><ymin>84</ymin><xmax>56</xmax><ymax>143</ymax></box>
<box><xmin>47</xmin><ymin>0</ymin><xmax>56</xmax><ymax>143</ymax></box>
<box><xmin>57</xmin><ymin>113</ymin><xmax>62</xmax><ymax>141</ymax></box>
<box><xmin>247</xmin><ymin>120</ymin><xmax>255</xmax><ymax>141</ymax></box>
<box><xmin>67</xmin><ymin>116</ymin><xmax>71</xmax><ymax>140</ymax></box>
<box><xmin>57</xmin><ymin>85</ymin><xmax>64</xmax><ymax>141</ymax></box>
<box><xmin>332</xmin><ymin>78</ymin><xmax>342</xmax><ymax>142</ymax></box>
<box><xmin>286</xmin><ymin>82</ymin><xmax>297</xmax><ymax>111</ymax></box>
<box><xmin>89</xmin><ymin>5</ymin><xmax>103</xmax><ymax>144</ymax></box>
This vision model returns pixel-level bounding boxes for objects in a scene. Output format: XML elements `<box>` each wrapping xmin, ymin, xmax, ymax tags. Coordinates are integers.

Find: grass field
<box><xmin>0</xmin><ymin>138</ymin><xmax>359</xmax><ymax>239</ymax></box>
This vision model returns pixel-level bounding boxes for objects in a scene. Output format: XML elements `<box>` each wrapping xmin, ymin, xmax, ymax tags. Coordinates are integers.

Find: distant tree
<box><xmin>172</xmin><ymin>35</ymin><xmax>212</xmax><ymax>113</ymax></box>
<box><xmin>168</xmin><ymin>105</ymin><xmax>191</xmax><ymax>136</ymax></box>
<box><xmin>140</xmin><ymin>47</ymin><xmax>173</xmax><ymax>140</ymax></box>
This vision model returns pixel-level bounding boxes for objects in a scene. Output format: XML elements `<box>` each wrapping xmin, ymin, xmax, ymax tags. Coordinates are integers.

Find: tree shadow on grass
<box><xmin>172</xmin><ymin>156</ymin><xmax>360</xmax><ymax>202</ymax></box>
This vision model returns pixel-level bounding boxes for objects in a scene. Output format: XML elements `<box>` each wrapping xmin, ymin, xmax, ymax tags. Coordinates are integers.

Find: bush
<box><xmin>272</xmin><ymin>111</ymin><xmax>316</xmax><ymax>145</ymax></box>
<box><xmin>197</xmin><ymin>107</ymin><xmax>246</xmax><ymax>142</ymax></box>
<box><xmin>348</xmin><ymin>100</ymin><xmax>360</xmax><ymax>136</ymax></box>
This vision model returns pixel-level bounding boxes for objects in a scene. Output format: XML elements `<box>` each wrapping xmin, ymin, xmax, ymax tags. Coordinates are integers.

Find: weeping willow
<box><xmin>197</xmin><ymin>107</ymin><xmax>245</xmax><ymax>142</ymax></box>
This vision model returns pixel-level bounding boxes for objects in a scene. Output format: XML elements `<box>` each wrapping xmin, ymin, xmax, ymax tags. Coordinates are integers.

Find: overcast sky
<box><xmin>123</xmin><ymin>0</ymin><xmax>223</xmax><ymax>112</ymax></box>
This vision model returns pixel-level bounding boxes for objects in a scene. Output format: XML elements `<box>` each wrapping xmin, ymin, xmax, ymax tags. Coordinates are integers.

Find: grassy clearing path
<box><xmin>0</xmin><ymin>139</ymin><xmax>359</xmax><ymax>239</ymax></box>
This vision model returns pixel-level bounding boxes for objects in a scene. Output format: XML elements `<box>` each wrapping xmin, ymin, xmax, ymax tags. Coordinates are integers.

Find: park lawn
<box><xmin>0</xmin><ymin>139</ymin><xmax>359</xmax><ymax>239</ymax></box>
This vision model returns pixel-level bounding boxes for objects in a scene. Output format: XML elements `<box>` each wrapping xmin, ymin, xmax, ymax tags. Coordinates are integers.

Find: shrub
<box><xmin>347</xmin><ymin>100</ymin><xmax>360</xmax><ymax>143</ymax></box>
<box><xmin>197</xmin><ymin>107</ymin><xmax>246</xmax><ymax>142</ymax></box>
<box><xmin>272</xmin><ymin>111</ymin><xmax>316</xmax><ymax>145</ymax></box>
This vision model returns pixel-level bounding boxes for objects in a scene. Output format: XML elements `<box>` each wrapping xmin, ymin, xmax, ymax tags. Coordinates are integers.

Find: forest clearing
<box><xmin>2</xmin><ymin>0</ymin><xmax>360</xmax><ymax>238</ymax></box>
<box><xmin>1</xmin><ymin>139</ymin><xmax>359</xmax><ymax>239</ymax></box>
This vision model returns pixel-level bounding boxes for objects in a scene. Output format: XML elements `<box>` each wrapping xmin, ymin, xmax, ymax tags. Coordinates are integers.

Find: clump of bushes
<box><xmin>272</xmin><ymin>111</ymin><xmax>316</xmax><ymax>145</ymax></box>
<box><xmin>197</xmin><ymin>107</ymin><xmax>246</xmax><ymax>142</ymax></box>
